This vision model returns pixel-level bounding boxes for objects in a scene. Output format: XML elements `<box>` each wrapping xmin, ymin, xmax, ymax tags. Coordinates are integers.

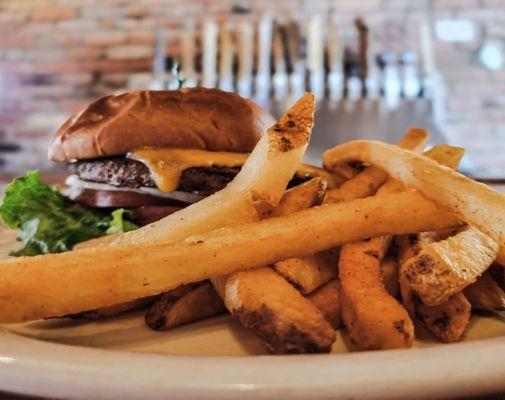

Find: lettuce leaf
<box><xmin>106</xmin><ymin>208</ymin><xmax>138</xmax><ymax>234</ymax></box>
<box><xmin>0</xmin><ymin>171</ymin><xmax>138</xmax><ymax>256</ymax></box>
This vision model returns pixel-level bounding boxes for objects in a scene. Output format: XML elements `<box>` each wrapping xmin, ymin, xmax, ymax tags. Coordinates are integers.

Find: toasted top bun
<box><xmin>48</xmin><ymin>88</ymin><xmax>273</xmax><ymax>162</ymax></box>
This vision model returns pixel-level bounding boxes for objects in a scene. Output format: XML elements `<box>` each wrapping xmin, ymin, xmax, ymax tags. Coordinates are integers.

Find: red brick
<box><xmin>101</xmin><ymin>72</ymin><xmax>131</xmax><ymax>86</ymax></box>
<box><xmin>84</xmin><ymin>31</ymin><xmax>127</xmax><ymax>46</ymax></box>
<box><xmin>35</xmin><ymin>60</ymin><xmax>81</xmax><ymax>74</ymax></box>
<box><xmin>0</xmin><ymin>11</ymin><xmax>29</xmax><ymax>23</ymax></box>
<box><xmin>4</xmin><ymin>0</ymin><xmax>46</xmax><ymax>11</ymax></box>
<box><xmin>127</xmin><ymin>31</ymin><xmax>155</xmax><ymax>45</ymax></box>
<box><xmin>57</xmin><ymin>99</ymin><xmax>91</xmax><ymax>114</ymax></box>
<box><xmin>57</xmin><ymin>19</ymin><xmax>99</xmax><ymax>31</ymax></box>
<box><xmin>100</xmin><ymin>19</ymin><xmax>117</xmax><ymax>29</ymax></box>
<box><xmin>123</xmin><ymin>5</ymin><xmax>150</xmax><ymax>19</ymax></box>
<box><xmin>82</xmin><ymin>59</ymin><xmax>152</xmax><ymax>72</ymax></box>
<box><xmin>53</xmin><ymin>34</ymin><xmax>83</xmax><ymax>46</ymax></box>
<box><xmin>102</xmin><ymin>0</ymin><xmax>132</xmax><ymax>4</ymax></box>
<box><xmin>68</xmin><ymin>48</ymin><xmax>104</xmax><ymax>59</ymax></box>
<box><xmin>0</xmin><ymin>36</ymin><xmax>35</xmax><ymax>48</ymax></box>
<box><xmin>57</xmin><ymin>73</ymin><xmax>95</xmax><ymax>85</ymax></box>
<box><xmin>106</xmin><ymin>45</ymin><xmax>153</xmax><ymax>60</ymax></box>
<box><xmin>31</xmin><ymin>7</ymin><xmax>77</xmax><ymax>22</ymax></box>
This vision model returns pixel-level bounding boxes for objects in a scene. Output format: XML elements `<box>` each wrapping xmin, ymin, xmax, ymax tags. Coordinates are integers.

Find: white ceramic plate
<box><xmin>0</xmin><ymin>230</ymin><xmax>504</xmax><ymax>399</ymax></box>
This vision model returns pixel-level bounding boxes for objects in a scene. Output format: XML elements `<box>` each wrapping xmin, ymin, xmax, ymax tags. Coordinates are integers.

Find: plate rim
<box><xmin>0</xmin><ymin>330</ymin><xmax>504</xmax><ymax>400</ymax></box>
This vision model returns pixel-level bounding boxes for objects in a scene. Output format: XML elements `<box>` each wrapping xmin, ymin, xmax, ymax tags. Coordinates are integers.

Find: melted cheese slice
<box><xmin>130</xmin><ymin>148</ymin><xmax>337</xmax><ymax>193</ymax></box>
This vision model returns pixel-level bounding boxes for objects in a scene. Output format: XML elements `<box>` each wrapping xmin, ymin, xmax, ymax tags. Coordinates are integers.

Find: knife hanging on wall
<box><xmin>180</xmin><ymin>21</ymin><xmax>198</xmax><ymax>87</ymax></box>
<box><xmin>237</xmin><ymin>20</ymin><xmax>254</xmax><ymax>98</ymax></box>
<box><xmin>202</xmin><ymin>19</ymin><xmax>218</xmax><ymax>88</ymax></box>
<box><xmin>327</xmin><ymin>18</ymin><xmax>344</xmax><ymax>101</ymax></box>
<box><xmin>285</xmin><ymin>19</ymin><xmax>305</xmax><ymax>106</ymax></box>
<box><xmin>218</xmin><ymin>22</ymin><xmax>234</xmax><ymax>92</ymax></box>
<box><xmin>254</xmin><ymin>14</ymin><xmax>273</xmax><ymax>105</ymax></box>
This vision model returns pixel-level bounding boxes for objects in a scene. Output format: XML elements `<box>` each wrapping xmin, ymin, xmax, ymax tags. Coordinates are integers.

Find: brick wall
<box><xmin>0</xmin><ymin>0</ymin><xmax>504</xmax><ymax>176</ymax></box>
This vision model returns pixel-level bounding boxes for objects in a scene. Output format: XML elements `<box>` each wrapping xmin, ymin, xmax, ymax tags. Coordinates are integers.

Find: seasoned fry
<box><xmin>213</xmin><ymin>267</ymin><xmax>335</xmax><ymax>354</ymax></box>
<box><xmin>381</xmin><ymin>256</ymin><xmax>400</xmax><ymax>298</ymax></box>
<box><xmin>145</xmin><ymin>282</ymin><xmax>225</xmax><ymax>330</ymax></box>
<box><xmin>273</xmin><ymin>249</ymin><xmax>339</xmax><ymax>295</ymax></box>
<box><xmin>78</xmin><ymin>93</ymin><xmax>315</xmax><ymax>249</ymax></box>
<box><xmin>307</xmin><ymin>279</ymin><xmax>342</xmax><ymax>329</ymax></box>
<box><xmin>423</xmin><ymin>145</ymin><xmax>465</xmax><ymax>170</ymax></box>
<box><xmin>323</xmin><ymin>128</ymin><xmax>429</xmax><ymax>205</ymax></box>
<box><xmin>323</xmin><ymin>167</ymin><xmax>388</xmax><ymax>204</ymax></box>
<box><xmin>0</xmin><ymin>190</ymin><xmax>460</xmax><ymax>323</ymax></box>
<box><xmin>463</xmin><ymin>271</ymin><xmax>505</xmax><ymax>311</ymax></box>
<box><xmin>270</xmin><ymin>178</ymin><xmax>336</xmax><ymax>296</ymax></box>
<box><xmin>339</xmin><ymin>235</ymin><xmax>414</xmax><ymax>350</ymax></box>
<box><xmin>404</xmin><ymin>226</ymin><xmax>499</xmax><ymax>306</ymax></box>
<box><xmin>267</xmin><ymin>177</ymin><xmax>327</xmax><ymax>218</ymax></box>
<box><xmin>396</xmin><ymin>234</ymin><xmax>471</xmax><ymax>342</ymax></box>
<box><xmin>323</xmin><ymin>139</ymin><xmax>505</xmax><ymax>263</ymax></box>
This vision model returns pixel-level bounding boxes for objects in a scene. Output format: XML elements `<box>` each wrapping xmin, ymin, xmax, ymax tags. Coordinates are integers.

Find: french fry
<box><xmin>323</xmin><ymin>167</ymin><xmax>389</xmax><ymax>204</ymax></box>
<box><xmin>270</xmin><ymin>177</ymin><xmax>337</xmax><ymax>296</ymax></box>
<box><xmin>213</xmin><ymin>267</ymin><xmax>335</xmax><ymax>354</ymax></box>
<box><xmin>423</xmin><ymin>145</ymin><xmax>465</xmax><ymax>170</ymax></box>
<box><xmin>323</xmin><ymin>139</ymin><xmax>505</xmax><ymax>263</ymax></box>
<box><xmin>335</xmin><ymin>137</ymin><xmax>434</xmax><ymax>351</ymax></box>
<box><xmin>307</xmin><ymin>279</ymin><xmax>342</xmax><ymax>329</ymax></box>
<box><xmin>78</xmin><ymin>93</ymin><xmax>315</xmax><ymax>249</ymax></box>
<box><xmin>323</xmin><ymin>128</ymin><xmax>429</xmax><ymax>205</ymax></box>
<box><xmin>0</xmin><ymin>190</ymin><xmax>460</xmax><ymax>323</ymax></box>
<box><xmin>339</xmin><ymin>235</ymin><xmax>414</xmax><ymax>350</ymax></box>
<box><xmin>212</xmin><ymin>176</ymin><xmax>335</xmax><ymax>353</ymax></box>
<box><xmin>381</xmin><ymin>256</ymin><xmax>400</xmax><ymax>298</ymax></box>
<box><xmin>404</xmin><ymin>226</ymin><xmax>499</xmax><ymax>306</ymax></box>
<box><xmin>393</xmin><ymin>146</ymin><xmax>471</xmax><ymax>342</ymax></box>
<box><xmin>267</xmin><ymin>177</ymin><xmax>327</xmax><ymax>218</ymax></box>
<box><xmin>339</xmin><ymin>162</ymin><xmax>414</xmax><ymax>351</ymax></box>
<box><xmin>145</xmin><ymin>282</ymin><xmax>225</xmax><ymax>330</ymax></box>
<box><xmin>325</xmin><ymin>128</ymin><xmax>428</xmax><ymax>182</ymax></box>
<box><xmin>273</xmin><ymin>249</ymin><xmax>339</xmax><ymax>295</ymax></box>
<box><xmin>463</xmin><ymin>271</ymin><xmax>505</xmax><ymax>311</ymax></box>
<box><xmin>396</xmin><ymin>234</ymin><xmax>471</xmax><ymax>343</ymax></box>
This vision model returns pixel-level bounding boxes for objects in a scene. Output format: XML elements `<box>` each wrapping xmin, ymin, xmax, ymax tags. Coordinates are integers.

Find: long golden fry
<box><xmin>0</xmin><ymin>190</ymin><xmax>459</xmax><ymax>323</ymax></box>
<box><xmin>323</xmin><ymin>140</ymin><xmax>505</xmax><ymax>263</ymax></box>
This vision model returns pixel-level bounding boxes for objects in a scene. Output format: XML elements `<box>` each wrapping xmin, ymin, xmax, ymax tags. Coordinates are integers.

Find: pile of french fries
<box><xmin>1</xmin><ymin>93</ymin><xmax>504</xmax><ymax>354</ymax></box>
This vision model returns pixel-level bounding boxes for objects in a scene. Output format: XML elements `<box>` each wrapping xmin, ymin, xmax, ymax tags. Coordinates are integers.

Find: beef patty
<box><xmin>72</xmin><ymin>157</ymin><xmax>310</xmax><ymax>197</ymax></box>
<box><xmin>72</xmin><ymin>158</ymin><xmax>241</xmax><ymax>197</ymax></box>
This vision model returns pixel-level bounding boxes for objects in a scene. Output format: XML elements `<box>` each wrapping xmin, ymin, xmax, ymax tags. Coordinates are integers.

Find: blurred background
<box><xmin>0</xmin><ymin>0</ymin><xmax>504</xmax><ymax>178</ymax></box>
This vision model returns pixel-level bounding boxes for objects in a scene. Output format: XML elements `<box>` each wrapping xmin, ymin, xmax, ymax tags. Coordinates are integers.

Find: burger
<box><xmin>1</xmin><ymin>88</ymin><xmax>332</xmax><ymax>256</ymax></box>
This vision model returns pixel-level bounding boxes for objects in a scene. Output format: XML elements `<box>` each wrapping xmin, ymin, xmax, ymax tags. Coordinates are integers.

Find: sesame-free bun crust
<box><xmin>49</xmin><ymin>88</ymin><xmax>273</xmax><ymax>162</ymax></box>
